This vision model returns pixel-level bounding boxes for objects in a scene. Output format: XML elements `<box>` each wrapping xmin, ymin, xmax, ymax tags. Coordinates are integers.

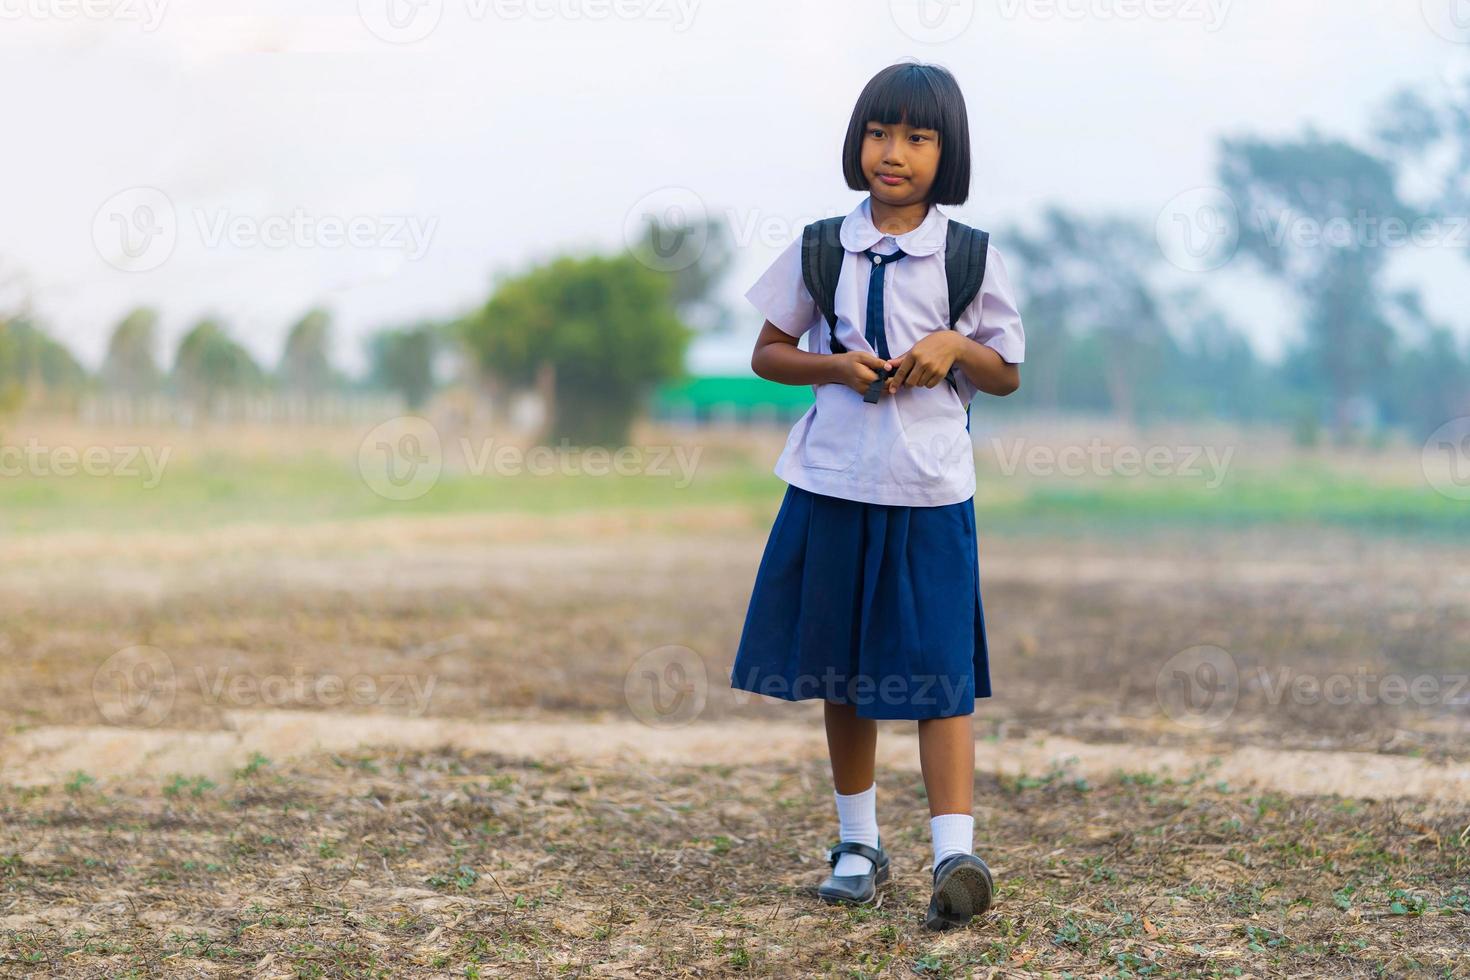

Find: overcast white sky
<box><xmin>2</xmin><ymin>0</ymin><xmax>1468</xmax><ymax>375</ymax></box>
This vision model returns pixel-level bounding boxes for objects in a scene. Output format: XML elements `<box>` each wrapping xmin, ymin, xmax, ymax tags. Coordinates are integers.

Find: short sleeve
<box><xmin>745</xmin><ymin>236</ymin><xmax>820</xmax><ymax>338</ymax></box>
<box><xmin>952</xmin><ymin>241</ymin><xmax>1025</xmax><ymax>404</ymax></box>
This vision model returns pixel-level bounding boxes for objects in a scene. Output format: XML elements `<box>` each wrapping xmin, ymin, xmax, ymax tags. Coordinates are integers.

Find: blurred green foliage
<box><xmin>459</xmin><ymin>252</ymin><xmax>690</xmax><ymax>446</ymax></box>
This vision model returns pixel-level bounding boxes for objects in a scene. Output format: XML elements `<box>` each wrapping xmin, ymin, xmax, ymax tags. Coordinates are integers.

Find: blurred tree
<box><xmin>460</xmin><ymin>252</ymin><xmax>689</xmax><ymax>446</ymax></box>
<box><xmin>1372</xmin><ymin>70</ymin><xmax>1470</xmax><ymax>227</ymax></box>
<box><xmin>278</xmin><ymin>308</ymin><xmax>337</xmax><ymax>395</ymax></box>
<box><xmin>629</xmin><ymin>213</ymin><xmax>735</xmax><ymax>332</ymax></box>
<box><xmin>1002</xmin><ymin>214</ymin><xmax>1073</xmax><ymax>412</ymax></box>
<box><xmin>1218</xmin><ymin>129</ymin><xmax>1407</xmax><ymax>441</ymax></box>
<box><xmin>1368</xmin><ymin>71</ymin><xmax>1470</xmax><ymax>437</ymax></box>
<box><xmin>367</xmin><ymin>324</ymin><xmax>437</xmax><ymax>410</ymax></box>
<box><xmin>1004</xmin><ymin>208</ymin><xmax>1169</xmax><ymax>422</ymax></box>
<box><xmin>171</xmin><ymin>318</ymin><xmax>264</xmax><ymax>414</ymax></box>
<box><xmin>0</xmin><ymin>316</ymin><xmax>22</xmax><ymax>416</ymax></box>
<box><xmin>101</xmin><ymin>307</ymin><xmax>162</xmax><ymax>397</ymax></box>
<box><xmin>1380</xmin><ymin>289</ymin><xmax>1469</xmax><ymax>437</ymax></box>
<box><xmin>1153</xmin><ymin>287</ymin><xmax>1280</xmax><ymax>422</ymax></box>
<box><xmin>0</xmin><ymin>316</ymin><xmax>88</xmax><ymax>410</ymax></box>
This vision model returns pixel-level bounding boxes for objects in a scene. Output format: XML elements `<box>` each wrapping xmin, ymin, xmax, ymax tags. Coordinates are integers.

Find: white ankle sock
<box><xmin>930</xmin><ymin>812</ymin><xmax>974</xmax><ymax>868</ymax></box>
<box><xmin>832</xmin><ymin>783</ymin><xmax>878</xmax><ymax>876</ymax></box>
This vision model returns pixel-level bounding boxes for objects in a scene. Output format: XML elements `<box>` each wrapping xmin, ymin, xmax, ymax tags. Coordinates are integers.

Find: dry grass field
<box><xmin>0</xmin><ymin>419</ymin><xmax>1467</xmax><ymax>977</ymax></box>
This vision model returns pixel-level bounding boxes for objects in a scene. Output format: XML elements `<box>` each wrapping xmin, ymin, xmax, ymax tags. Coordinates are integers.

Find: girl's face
<box><xmin>859</xmin><ymin>118</ymin><xmax>941</xmax><ymax>207</ymax></box>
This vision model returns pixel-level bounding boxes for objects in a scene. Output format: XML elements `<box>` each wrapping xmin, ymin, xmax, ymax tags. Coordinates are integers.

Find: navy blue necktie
<box><xmin>861</xmin><ymin>247</ymin><xmax>907</xmax><ymax>403</ymax></box>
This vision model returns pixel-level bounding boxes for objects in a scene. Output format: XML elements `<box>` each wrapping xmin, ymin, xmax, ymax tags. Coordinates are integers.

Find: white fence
<box><xmin>77</xmin><ymin>393</ymin><xmax>409</xmax><ymax>427</ymax></box>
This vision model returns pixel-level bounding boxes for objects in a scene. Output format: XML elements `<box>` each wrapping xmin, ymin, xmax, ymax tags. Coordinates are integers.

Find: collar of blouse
<box><xmin>839</xmin><ymin>196</ymin><xmax>949</xmax><ymax>257</ymax></box>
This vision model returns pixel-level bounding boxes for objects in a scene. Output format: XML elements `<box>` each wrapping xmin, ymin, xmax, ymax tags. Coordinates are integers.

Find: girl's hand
<box><xmin>886</xmin><ymin>332</ymin><xmax>962</xmax><ymax>393</ymax></box>
<box><xmin>830</xmin><ymin>350</ymin><xmax>891</xmax><ymax>396</ymax></box>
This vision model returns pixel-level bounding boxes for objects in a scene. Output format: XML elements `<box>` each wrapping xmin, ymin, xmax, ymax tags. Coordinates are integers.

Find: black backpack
<box><xmin>800</xmin><ymin>215</ymin><xmax>989</xmax><ymax>410</ymax></box>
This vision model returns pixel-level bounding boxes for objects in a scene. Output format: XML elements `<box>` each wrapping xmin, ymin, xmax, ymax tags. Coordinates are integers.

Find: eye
<box><xmin>910</xmin><ymin>133</ymin><xmax>933</xmax><ymax>144</ymax></box>
<box><xmin>868</xmin><ymin>127</ymin><xmax>884</xmax><ymax>138</ymax></box>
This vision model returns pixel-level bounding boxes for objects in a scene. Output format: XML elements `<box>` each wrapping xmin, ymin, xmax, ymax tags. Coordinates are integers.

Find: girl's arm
<box><xmin>946</xmin><ymin>333</ymin><xmax>1020</xmax><ymax>396</ymax></box>
<box><xmin>752</xmin><ymin>320</ymin><xmax>890</xmax><ymax>396</ymax></box>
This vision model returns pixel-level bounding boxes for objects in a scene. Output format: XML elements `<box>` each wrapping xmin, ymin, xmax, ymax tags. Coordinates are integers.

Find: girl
<box><xmin>728</xmin><ymin>61</ymin><xmax>1025</xmax><ymax>931</ymax></box>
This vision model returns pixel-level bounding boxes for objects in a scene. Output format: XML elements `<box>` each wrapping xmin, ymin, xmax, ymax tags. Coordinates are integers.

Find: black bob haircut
<box><xmin>841</xmin><ymin>62</ymin><xmax>972</xmax><ymax>206</ymax></box>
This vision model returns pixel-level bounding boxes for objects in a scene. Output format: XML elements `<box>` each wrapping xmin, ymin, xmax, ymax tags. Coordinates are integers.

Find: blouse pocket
<box><xmin>892</xmin><ymin>388</ymin><xmax>971</xmax><ymax>484</ymax></box>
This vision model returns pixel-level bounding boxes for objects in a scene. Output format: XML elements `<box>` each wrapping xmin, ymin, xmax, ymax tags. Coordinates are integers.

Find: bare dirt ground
<box><xmin>1</xmin><ymin>508</ymin><xmax>1468</xmax><ymax>976</ymax></box>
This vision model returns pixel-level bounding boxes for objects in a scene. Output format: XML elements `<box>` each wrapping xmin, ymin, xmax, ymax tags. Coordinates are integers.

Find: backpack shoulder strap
<box><xmin>944</xmin><ymin>218</ymin><xmax>990</xmax><ymax>329</ymax></box>
<box><xmin>800</xmin><ymin>217</ymin><xmax>846</xmax><ymax>353</ymax></box>
<box><xmin>942</xmin><ymin>218</ymin><xmax>990</xmax><ymax>419</ymax></box>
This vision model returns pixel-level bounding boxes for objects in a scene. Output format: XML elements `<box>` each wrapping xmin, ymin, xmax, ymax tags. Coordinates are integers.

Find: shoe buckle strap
<box><xmin>826</xmin><ymin>840</ymin><xmax>881</xmax><ymax>867</ymax></box>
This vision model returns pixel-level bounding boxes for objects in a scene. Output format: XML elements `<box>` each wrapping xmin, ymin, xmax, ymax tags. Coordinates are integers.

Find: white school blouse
<box><xmin>745</xmin><ymin>196</ymin><xmax>1026</xmax><ymax>507</ymax></box>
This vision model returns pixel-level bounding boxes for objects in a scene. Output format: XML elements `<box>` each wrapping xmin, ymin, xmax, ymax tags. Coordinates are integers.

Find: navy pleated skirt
<box><xmin>729</xmin><ymin>483</ymin><xmax>991</xmax><ymax>720</ymax></box>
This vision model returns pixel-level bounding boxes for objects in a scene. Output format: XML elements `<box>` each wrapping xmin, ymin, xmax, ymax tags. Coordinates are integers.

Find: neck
<box><xmin>868</xmin><ymin>196</ymin><xmax>929</xmax><ymax>237</ymax></box>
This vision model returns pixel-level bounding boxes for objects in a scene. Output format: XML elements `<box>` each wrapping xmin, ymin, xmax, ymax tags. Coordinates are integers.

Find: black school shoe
<box><xmin>923</xmin><ymin>852</ymin><xmax>994</xmax><ymax>930</ymax></box>
<box><xmin>817</xmin><ymin>839</ymin><xmax>891</xmax><ymax>905</ymax></box>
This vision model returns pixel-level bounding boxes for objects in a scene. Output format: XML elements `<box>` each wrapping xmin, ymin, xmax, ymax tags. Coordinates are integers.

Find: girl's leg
<box><xmin>916</xmin><ymin>712</ymin><xmax>974</xmax><ymax>816</ymax></box>
<box><xmin>824</xmin><ymin>699</ymin><xmax>877</xmax><ymax>793</ymax></box>
<box><xmin>824</xmin><ymin>700</ymin><xmax>880</xmax><ymax>876</ymax></box>
<box><xmin>918</xmin><ymin>713</ymin><xmax>976</xmax><ymax>866</ymax></box>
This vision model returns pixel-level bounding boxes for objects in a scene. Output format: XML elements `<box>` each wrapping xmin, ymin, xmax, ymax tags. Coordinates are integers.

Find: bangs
<box><xmin>841</xmin><ymin>62</ymin><xmax>973</xmax><ymax>206</ymax></box>
<box><xmin>855</xmin><ymin>65</ymin><xmax>947</xmax><ymax>133</ymax></box>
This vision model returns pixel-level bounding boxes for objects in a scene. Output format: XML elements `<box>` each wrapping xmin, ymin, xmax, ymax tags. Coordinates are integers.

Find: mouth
<box><xmin>875</xmin><ymin>173</ymin><xmax>907</xmax><ymax>186</ymax></box>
